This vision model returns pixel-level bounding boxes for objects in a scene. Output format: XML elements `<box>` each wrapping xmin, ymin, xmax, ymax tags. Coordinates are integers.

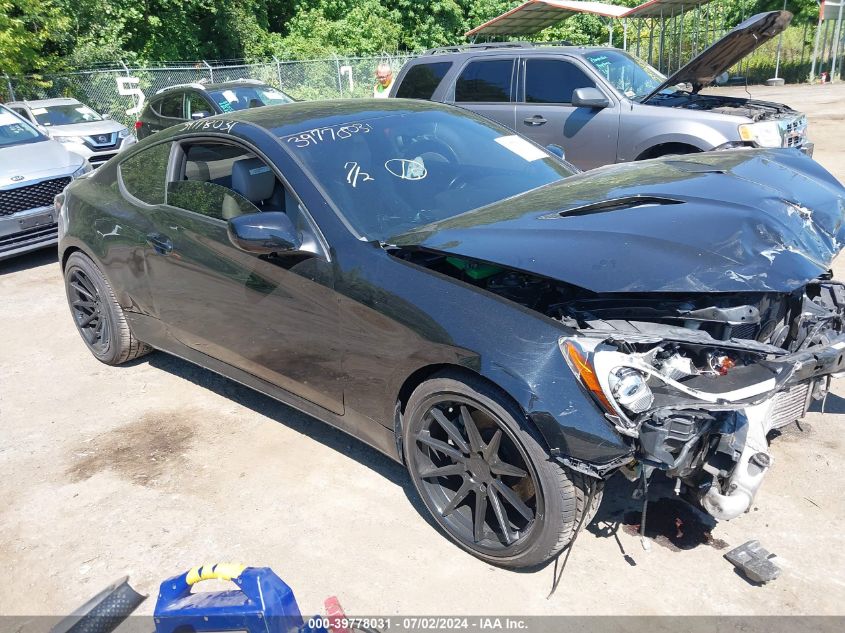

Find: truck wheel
<box><xmin>63</xmin><ymin>251</ymin><xmax>152</xmax><ymax>365</ymax></box>
<box><xmin>403</xmin><ymin>371</ymin><xmax>603</xmax><ymax>569</ymax></box>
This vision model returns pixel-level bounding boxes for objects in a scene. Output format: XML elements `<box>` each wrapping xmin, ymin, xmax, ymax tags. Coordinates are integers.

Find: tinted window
<box><xmin>167</xmin><ymin>142</ymin><xmax>278</xmax><ymax>221</ymax></box>
<box><xmin>396</xmin><ymin>62</ymin><xmax>452</xmax><ymax>99</ymax></box>
<box><xmin>455</xmin><ymin>60</ymin><xmax>513</xmax><ymax>103</ymax></box>
<box><xmin>120</xmin><ymin>142</ymin><xmax>172</xmax><ymax>205</ymax></box>
<box><xmin>32</xmin><ymin>103</ymin><xmax>101</xmax><ymax>126</ymax></box>
<box><xmin>157</xmin><ymin>94</ymin><xmax>184</xmax><ymax>118</ymax></box>
<box><xmin>524</xmin><ymin>59</ymin><xmax>595</xmax><ymax>104</ymax></box>
<box><xmin>11</xmin><ymin>107</ymin><xmax>31</xmax><ymax>121</ymax></box>
<box><xmin>0</xmin><ymin>108</ymin><xmax>44</xmax><ymax>147</ymax></box>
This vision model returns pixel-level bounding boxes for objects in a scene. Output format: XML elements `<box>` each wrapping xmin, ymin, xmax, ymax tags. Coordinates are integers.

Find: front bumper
<box><xmin>0</xmin><ymin>206</ymin><xmax>58</xmax><ymax>261</ymax></box>
<box><xmin>61</xmin><ymin>135</ymin><xmax>136</xmax><ymax>167</ymax></box>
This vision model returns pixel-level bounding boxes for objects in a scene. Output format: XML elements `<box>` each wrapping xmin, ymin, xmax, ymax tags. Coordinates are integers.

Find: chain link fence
<box><xmin>1</xmin><ymin>54</ymin><xmax>419</xmax><ymax>129</ymax></box>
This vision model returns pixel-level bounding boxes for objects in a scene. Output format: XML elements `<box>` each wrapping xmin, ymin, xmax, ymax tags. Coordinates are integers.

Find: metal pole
<box><xmin>272</xmin><ymin>55</ymin><xmax>283</xmax><ymax>89</ymax></box>
<box><xmin>202</xmin><ymin>60</ymin><xmax>214</xmax><ymax>83</ymax></box>
<box><xmin>648</xmin><ymin>18</ymin><xmax>655</xmax><ymax>65</ymax></box>
<box><xmin>831</xmin><ymin>0</ymin><xmax>845</xmax><ymax>81</ymax></box>
<box><xmin>4</xmin><ymin>73</ymin><xmax>15</xmax><ymax>101</ymax></box>
<box><xmin>334</xmin><ymin>54</ymin><xmax>343</xmax><ymax>98</ymax></box>
<box><xmin>636</xmin><ymin>18</ymin><xmax>642</xmax><ymax>58</ymax></box>
<box><xmin>678</xmin><ymin>6</ymin><xmax>685</xmax><ymax>70</ymax></box>
<box><xmin>659</xmin><ymin>10</ymin><xmax>666</xmax><ymax>74</ymax></box>
<box><xmin>811</xmin><ymin>7</ymin><xmax>824</xmax><ymax>80</ymax></box>
<box><xmin>624</xmin><ymin>18</ymin><xmax>628</xmax><ymax>51</ymax></box>
<box><xmin>693</xmin><ymin>3</ymin><xmax>700</xmax><ymax>55</ymax></box>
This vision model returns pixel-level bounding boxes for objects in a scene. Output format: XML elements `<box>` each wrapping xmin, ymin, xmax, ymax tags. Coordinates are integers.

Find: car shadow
<box><xmin>143</xmin><ymin>352</ymin><xmax>443</xmax><ymax>531</ymax></box>
<box><xmin>0</xmin><ymin>247</ymin><xmax>58</xmax><ymax>275</ymax></box>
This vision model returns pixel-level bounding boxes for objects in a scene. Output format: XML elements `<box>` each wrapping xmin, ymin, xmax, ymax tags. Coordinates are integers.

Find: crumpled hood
<box><xmin>391</xmin><ymin>149</ymin><xmax>845</xmax><ymax>293</ymax></box>
<box><xmin>0</xmin><ymin>140</ymin><xmax>84</xmax><ymax>188</ymax></box>
<box><xmin>642</xmin><ymin>10</ymin><xmax>792</xmax><ymax>101</ymax></box>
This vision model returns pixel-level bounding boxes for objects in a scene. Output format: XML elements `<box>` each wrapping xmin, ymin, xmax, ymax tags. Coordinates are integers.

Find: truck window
<box><xmin>455</xmin><ymin>59</ymin><xmax>513</xmax><ymax>103</ymax></box>
<box><xmin>396</xmin><ymin>62</ymin><xmax>452</xmax><ymax>99</ymax></box>
<box><xmin>524</xmin><ymin>59</ymin><xmax>594</xmax><ymax>104</ymax></box>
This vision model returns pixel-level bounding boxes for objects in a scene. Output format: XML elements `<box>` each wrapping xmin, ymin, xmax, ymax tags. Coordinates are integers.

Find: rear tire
<box><xmin>403</xmin><ymin>371</ymin><xmax>603</xmax><ymax>568</ymax></box>
<box><xmin>63</xmin><ymin>251</ymin><xmax>152</xmax><ymax>365</ymax></box>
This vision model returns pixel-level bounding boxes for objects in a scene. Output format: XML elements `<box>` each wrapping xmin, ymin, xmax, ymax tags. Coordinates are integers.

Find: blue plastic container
<box><xmin>154</xmin><ymin>564</ymin><xmax>317</xmax><ymax>633</ymax></box>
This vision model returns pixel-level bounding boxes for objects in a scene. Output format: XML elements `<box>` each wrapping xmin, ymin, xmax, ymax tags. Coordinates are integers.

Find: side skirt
<box><xmin>126</xmin><ymin>312</ymin><xmax>402</xmax><ymax>463</ymax></box>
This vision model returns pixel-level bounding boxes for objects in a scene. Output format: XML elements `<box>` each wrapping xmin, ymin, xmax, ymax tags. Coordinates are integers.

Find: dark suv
<box><xmin>136</xmin><ymin>79</ymin><xmax>293</xmax><ymax>139</ymax></box>
<box><xmin>390</xmin><ymin>11</ymin><xmax>811</xmax><ymax>170</ymax></box>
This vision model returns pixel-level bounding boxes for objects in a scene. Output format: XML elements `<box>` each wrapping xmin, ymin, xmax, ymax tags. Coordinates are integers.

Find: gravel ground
<box><xmin>1</xmin><ymin>83</ymin><xmax>844</xmax><ymax>618</ymax></box>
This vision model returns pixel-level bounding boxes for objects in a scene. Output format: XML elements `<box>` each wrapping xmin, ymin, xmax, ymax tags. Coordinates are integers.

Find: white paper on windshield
<box><xmin>494</xmin><ymin>135</ymin><xmax>548</xmax><ymax>162</ymax></box>
<box><xmin>31</xmin><ymin>107</ymin><xmax>48</xmax><ymax>115</ymax></box>
<box><xmin>221</xmin><ymin>90</ymin><xmax>238</xmax><ymax>103</ymax></box>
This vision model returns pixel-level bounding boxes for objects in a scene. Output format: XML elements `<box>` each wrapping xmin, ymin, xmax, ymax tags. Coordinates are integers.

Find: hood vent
<box><xmin>545</xmin><ymin>196</ymin><xmax>684</xmax><ymax>219</ymax></box>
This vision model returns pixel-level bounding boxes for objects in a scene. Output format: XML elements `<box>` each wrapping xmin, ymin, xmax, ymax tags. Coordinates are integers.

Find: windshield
<box><xmin>279</xmin><ymin>108</ymin><xmax>575</xmax><ymax>241</ymax></box>
<box><xmin>207</xmin><ymin>86</ymin><xmax>293</xmax><ymax>113</ymax></box>
<box><xmin>32</xmin><ymin>103</ymin><xmax>102</xmax><ymax>126</ymax></box>
<box><xmin>0</xmin><ymin>109</ymin><xmax>45</xmax><ymax>147</ymax></box>
<box><xmin>584</xmin><ymin>50</ymin><xmax>666</xmax><ymax>100</ymax></box>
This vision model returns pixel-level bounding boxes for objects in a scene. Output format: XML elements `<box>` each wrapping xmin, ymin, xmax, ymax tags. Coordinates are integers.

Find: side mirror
<box><xmin>191</xmin><ymin>111</ymin><xmax>210</xmax><ymax>120</ymax></box>
<box><xmin>101</xmin><ymin>112</ymin><xmax>112</xmax><ymax>120</ymax></box>
<box><xmin>546</xmin><ymin>144</ymin><xmax>565</xmax><ymax>160</ymax></box>
<box><xmin>571</xmin><ymin>87</ymin><xmax>610</xmax><ymax>109</ymax></box>
<box><xmin>227</xmin><ymin>212</ymin><xmax>301</xmax><ymax>255</ymax></box>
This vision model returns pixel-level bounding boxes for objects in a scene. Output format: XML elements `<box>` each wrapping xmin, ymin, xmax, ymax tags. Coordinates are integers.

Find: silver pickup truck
<box><xmin>391</xmin><ymin>11</ymin><xmax>810</xmax><ymax>170</ymax></box>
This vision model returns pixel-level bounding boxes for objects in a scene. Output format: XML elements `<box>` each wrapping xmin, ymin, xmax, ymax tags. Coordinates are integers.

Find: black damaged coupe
<box><xmin>59</xmin><ymin>100</ymin><xmax>845</xmax><ymax>568</ymax></box>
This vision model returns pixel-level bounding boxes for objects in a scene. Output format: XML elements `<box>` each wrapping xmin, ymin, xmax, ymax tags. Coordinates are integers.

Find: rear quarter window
<box><xmin>396</xmin><ymin>62</ymin><xmax>452</xmax><ymax>99</ymax></box>
<box><xmin>156</xmin><ymin>94</ymin><xmax>184</xmax><ymax>119</ymax></box>
<box><xmin>119</xmin><ymin>142</ymin><xmax>172</xmax><ymax>205</ymax></box>
<box><xmin>455</xmin><ymin>59</ymin><xmax>513</xmax><ymax>103</ymax></box>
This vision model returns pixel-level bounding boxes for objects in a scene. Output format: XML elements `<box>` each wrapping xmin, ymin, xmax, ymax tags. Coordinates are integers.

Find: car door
<box><xmin>138</xmin><ymin>136</ymin><xmax>345</xmax><ymax>415</ymax></box>
<box><xmin>448</xmin><ymin>57</ymin><xmax>516</xmax><ymax>130</ymax></box>
<box><xmin>514</xmin><ymin>56</ymin><xmax>620</xmax><ymax>170</ymax></box>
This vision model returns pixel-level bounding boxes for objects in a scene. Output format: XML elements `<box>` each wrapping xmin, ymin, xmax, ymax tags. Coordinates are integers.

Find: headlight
<box><xmin>608</xmin><ymin>367</ymin><xmax>653</xmax><ymax>413</ymax></box>
<box><xmin>72</xmin><ymin>161</ymin><xmax>92</xmax><ymax>178</ymax></box>
<box><xmin>118</xmin><ymin>128</ymin><xmax>130</xmax><ymax>138</ymax></box>
<box><xmin>56</xmin><ymin>135</ymin><xmax>86</xmax><ymax>145</ymax></box>
<box><xmin>738</xmin><ymin>121</ymin><xmax>782</xmax><ymax>148</ymax></box>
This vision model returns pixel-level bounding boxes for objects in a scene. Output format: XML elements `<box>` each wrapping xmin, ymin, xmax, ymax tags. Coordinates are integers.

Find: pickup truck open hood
<box><xmin>389</xmin><ymin>149</ymin><xmax>845</xmax><ymax>294</ymax></box>
<box><xmin>641</xmin><ymin>10</ymin><xmax>792</xmax><ymax>103</ymax></box>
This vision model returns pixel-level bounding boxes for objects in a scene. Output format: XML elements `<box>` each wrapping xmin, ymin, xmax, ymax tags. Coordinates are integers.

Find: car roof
<box><xmin>155</xmin><ymin>79</ymin><xmax>273</xmax><ymax>95</ymax></box>
<box><xmin>413</xmin><ymin>45</ymin><xmax>618</xmax><ymax>61</ymax></box>
<box><xmin>8</xmin><ymin>97</ymin><xmax>82</xmax><ymax>108</ymax></box>
<box><xmin>171</xmin><ymin>98</ymin><xmax>459</xmax><ymax>139</ymax></box>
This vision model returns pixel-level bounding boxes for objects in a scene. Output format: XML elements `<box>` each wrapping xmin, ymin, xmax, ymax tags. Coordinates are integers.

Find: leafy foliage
<box><xmin>0</xmin><ymin>0</ymin><xmax>828</xmax><ymax>75</ymax></box>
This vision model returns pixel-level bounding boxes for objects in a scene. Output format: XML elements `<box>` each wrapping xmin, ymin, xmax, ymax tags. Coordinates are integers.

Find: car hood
<box><xmin>0</xmin><ymin>140</ymin><xmax>84</xmax><ymax>188</ymax></box>
<box><xmin>389</xmin><ymin>150</ymin><xmax>845</xmax><ymax>293</ymax></box>
<box><xmin>46</xmin><ymin>120</ymin><xmax>125</xmax><ymax>137</ymax></box>
<box><xmin>642</xmin><ymin>11</ymin><xmax>792</xmax><ymax>102</ymax></box>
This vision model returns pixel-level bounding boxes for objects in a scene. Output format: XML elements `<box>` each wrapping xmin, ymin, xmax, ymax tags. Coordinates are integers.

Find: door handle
<box><xmin>523</xmin><ymin>115</ymin><xmax>547</xmax><ymax>126</ymax></box>
<box><xmin>146</xmin><ymin>232</ymin><xmax>173</xmax><ymax>255</ymax></box>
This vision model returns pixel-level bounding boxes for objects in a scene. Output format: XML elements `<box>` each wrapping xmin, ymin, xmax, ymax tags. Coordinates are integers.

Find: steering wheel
<box><xmin>402</xmin><ymin>138</ymin><xmax>471</xmax><ymax>191</ymax></box>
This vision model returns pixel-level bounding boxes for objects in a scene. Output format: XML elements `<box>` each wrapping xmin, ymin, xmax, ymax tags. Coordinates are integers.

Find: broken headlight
<box><xmin>608</xmin><ymin>367</ymin><xmax>653</xmax><ymax>413</ymax></box>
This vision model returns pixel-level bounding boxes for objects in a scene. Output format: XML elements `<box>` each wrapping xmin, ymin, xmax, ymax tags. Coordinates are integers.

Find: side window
<box><xmin>524</xmin><ymin>59</ymin><xmax>595</xmax><ymax>104</ymax></box>
<box><xmin>119</xmin><ymin>142</ymin><xmax>172</xmax><ymax>205</ymax></box>
<box><xmin>157</xmin><ymin>93</ymin><xmax>184</xmax><ymax>118</ymax></box>
<box><xmin>396</xmin><ymin>62</ymin><xmax>452</xmax><ymax>99</ymax></box>
<box><xmin>455</xmin><ymin>59</ymin><xmax>513</xmax><ymax>103</ymax></box>
<box><xmin>11</xmin><ymin>107</ymin><xmax>32</xmax><ymax>122</ymax></box>
<box><xmin>186</xmin><ymin>93</ymin><xmax>213</xmax><ymax>120</ymax></box>
<box><xmin>167</xmin><ymin>142</ymin><xmax>283</xmax><ymax>222</ymax></box>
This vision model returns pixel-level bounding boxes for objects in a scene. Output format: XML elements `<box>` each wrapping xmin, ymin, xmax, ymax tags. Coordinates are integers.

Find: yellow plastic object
<box><xmin>185</xmin><ymin>563</ymin><xmax>246</xmax><ymax>586</ymax></box>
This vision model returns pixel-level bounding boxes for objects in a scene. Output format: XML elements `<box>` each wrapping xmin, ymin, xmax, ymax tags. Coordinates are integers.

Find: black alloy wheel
<box><xmin>403</xmin><ymin>373</ymin><xmax>599</xmax><ymax>568</ymax></box>
<box><xmin>68</xmin><ymin>267</ymin><xmax>111</xmax><ymax>355</ymax></box>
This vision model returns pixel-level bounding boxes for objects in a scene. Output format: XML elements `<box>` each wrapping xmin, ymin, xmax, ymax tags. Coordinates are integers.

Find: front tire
<box><xmin>63</xmin><ymin>251</ymin><xmax>151</xmax><ymax>365</ymax></box>
<box><xmin>403</xmin><ymin>372</ymin><xmax>602</xmax><ymax>568</ymax></box>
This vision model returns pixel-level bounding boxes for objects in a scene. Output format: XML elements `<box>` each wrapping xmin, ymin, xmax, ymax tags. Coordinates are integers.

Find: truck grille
<box><xmin>770</xmin><ymin>381</ymin><xmax>811</xmax><ymax>429</ymax></box>
<box><xmin>0</xmin><ymin>177</ymin><xmax>71</xmax><ymax>217</ymax></box>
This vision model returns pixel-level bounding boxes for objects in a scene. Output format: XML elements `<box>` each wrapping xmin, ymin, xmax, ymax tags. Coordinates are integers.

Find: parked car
<box><xmin>390</xmin><ymin>11</ymin><xmax>810</xmax><ymax>170</ymax></box>
<box><xmin>58</xmin><ymin>100</ymin><xmax>845</xmax><ymax>568</ymax></box>
<box><xmin>7</xmin><ymin>97</ymin><xmax>136</xmax><ymax>167</ymax></box>
<box><xmin>136</xmin><ymin>79</ymin><xmax>294</xmax><ymax>139</ymax></box>
<box><xmin>0</xmin><ymin>105</ymin><xmax>90</xmax><ymax>261</ymax></box>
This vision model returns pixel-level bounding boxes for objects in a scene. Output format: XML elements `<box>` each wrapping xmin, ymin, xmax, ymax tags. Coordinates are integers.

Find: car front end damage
<box><xmin>559</xmin><ymin>279</ymin><xmax>845</xmax><ymax>520</ymax></box>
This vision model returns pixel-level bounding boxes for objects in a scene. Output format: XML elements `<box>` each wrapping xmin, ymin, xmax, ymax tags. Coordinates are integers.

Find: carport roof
<box><xmin>466</xmin><ymin>0</ymin><xmax>716</xmax><ymax>37</ymax></box>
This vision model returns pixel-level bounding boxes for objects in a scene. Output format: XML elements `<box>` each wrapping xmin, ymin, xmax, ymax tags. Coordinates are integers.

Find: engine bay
<box><xmin>647</xmin><ymin>92</ymin><xmax>798</xmax><ymax>122</ymax></box>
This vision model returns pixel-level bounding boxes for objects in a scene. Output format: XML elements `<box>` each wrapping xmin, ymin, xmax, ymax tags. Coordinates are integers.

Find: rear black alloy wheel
<box><xmin>403</xmin><ymin>373</ymin><xmax>600</xmax><ymax>568</ymax></box>
<box><xmin>63</xmin><ymin>251</ymin><xmax>152</xmax><ymax>365</ymax></box>
<box><xmin>68</xmin><ymin>268</ymin><xmax>110</xmax><ymax>355</ymax></box>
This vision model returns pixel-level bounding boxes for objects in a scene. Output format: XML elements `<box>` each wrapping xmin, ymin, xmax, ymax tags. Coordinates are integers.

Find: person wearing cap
<box><xmin>373</xmin><ymin>63</ymin><xmax>394</xmax><ymax>98</ymax></box>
